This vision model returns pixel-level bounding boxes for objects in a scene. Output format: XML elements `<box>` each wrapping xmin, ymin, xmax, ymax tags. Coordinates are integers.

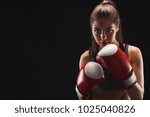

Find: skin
<box><xmin>79</xmin><ymin>19</ymin><xmax>144</xmax><ymax>100</ymax></box>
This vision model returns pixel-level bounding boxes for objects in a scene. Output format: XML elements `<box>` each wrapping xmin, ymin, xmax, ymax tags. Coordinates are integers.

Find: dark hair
<box><xmin>89</xmin><ymin>0</ymin><xmax>123</xmax><ymax>61</ymax></box>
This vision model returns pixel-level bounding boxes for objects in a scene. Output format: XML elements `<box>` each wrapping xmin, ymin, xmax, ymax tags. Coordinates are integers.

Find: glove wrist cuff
<box><xmin>122</xmin><ymin>71</ymin><xmax>137</xmax><ymax>89</ymax></box>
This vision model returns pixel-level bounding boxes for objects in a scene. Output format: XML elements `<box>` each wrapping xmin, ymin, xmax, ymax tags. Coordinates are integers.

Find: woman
<box><xmin>76</xmin><ymin>0</ymin><xmax>144</xmax><ymax>100</ymax></box>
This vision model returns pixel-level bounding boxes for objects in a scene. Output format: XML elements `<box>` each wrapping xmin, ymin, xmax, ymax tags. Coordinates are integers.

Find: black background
<box><xmin>3</xmin><ymin>0</ymin><xmax>150</xmax><ymax>99</ymax></box>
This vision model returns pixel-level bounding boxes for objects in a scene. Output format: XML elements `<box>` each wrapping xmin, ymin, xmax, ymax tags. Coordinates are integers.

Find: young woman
<box><xmin>75</xmin><ymin>0</ymin><xmax>144</xmax><ymax>100</ymax></box>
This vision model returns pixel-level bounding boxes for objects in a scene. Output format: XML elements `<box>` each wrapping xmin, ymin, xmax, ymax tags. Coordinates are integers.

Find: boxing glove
<box><xmin>76</xmin><ymin>62</ymin><xmax>105</xmax><ymax>99</ymax></box>
<box><xmin>96</xmin><ymin>44</ymin><xmax>136</xmax><ymax>89</ymax></box>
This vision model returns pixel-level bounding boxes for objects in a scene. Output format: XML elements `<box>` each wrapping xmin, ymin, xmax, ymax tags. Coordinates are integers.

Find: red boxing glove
<box><xmin>76</xmin><ymin>62</ymin><xmax>105</xmax><ymax>99</ymax></box>
<box><xmin>96</xmin><ymin>44</ymin><xmax>136</xmax><ymax>89</ymax></box>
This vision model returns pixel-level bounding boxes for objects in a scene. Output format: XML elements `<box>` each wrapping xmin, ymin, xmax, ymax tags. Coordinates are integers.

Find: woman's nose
<box><xmin>100</xmin><ymin>31</ymin><xmax>106</xmax><ymax>40</ymax></box>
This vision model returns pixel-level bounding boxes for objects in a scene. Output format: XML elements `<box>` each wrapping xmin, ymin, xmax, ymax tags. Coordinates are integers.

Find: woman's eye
<box><xmin>106</xmin><ymin>29</ymin><xmax>113</xmax><ymax>33</ymax></box>
<box><xmin>94</xmin><ymin>29</ymin><xmax>100</xmax><ymax>34</ymax></box>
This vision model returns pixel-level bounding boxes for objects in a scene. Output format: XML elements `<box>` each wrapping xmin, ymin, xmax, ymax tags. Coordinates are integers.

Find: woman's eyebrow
<box><xmin>105</xmin><ymin>26</ymin><xmax>113</xmax><ymax>28</ymax></box>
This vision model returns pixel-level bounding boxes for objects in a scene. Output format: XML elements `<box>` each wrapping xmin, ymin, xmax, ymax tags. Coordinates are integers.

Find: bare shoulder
<box><xmin>128</xmin><ymin>45</ymin><xmax>143</xmax><ymax>63</ymax></box>
<box><xmin>79</xmin><ymin>50</ymin><xmax>89</xmax><ymax>69</ymax></box>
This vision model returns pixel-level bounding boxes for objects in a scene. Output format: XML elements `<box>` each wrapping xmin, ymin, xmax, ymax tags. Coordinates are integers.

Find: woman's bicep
<box><xmin>130</xmin><ymin>47</ymin><xmax>144</xmax><ymax>88</ymax></box>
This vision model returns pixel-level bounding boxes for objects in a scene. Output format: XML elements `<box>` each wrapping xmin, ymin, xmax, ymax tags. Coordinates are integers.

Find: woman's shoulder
<box><xmin>128</xmin><ymin>45</ymin><xmax>143</xmax><ymax>63</ymax></box>
<box><xmin>128</xmin><ymin>45</ymin><xmax>141</xmax><ymax>52</ymax></box>
<box><xmin>128</xmin><ymin>45</ymin><xmax>142</xmax><ymax>56</ymax></box>
<box><xmin>79</xmin><ymin>50</ymin><xmax>90</xmax><ymax>69</ymax></box>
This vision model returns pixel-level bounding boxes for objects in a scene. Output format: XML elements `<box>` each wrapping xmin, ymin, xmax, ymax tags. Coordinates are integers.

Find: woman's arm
<box><xmin>79</xmin><ymin>50</ymin><xmax>89</xmax><ymax>69</ymax></box>
<box><xmin>127</xmin><ymin>46</ymin><xmax>144</xmax><ymax>99</ymax></box>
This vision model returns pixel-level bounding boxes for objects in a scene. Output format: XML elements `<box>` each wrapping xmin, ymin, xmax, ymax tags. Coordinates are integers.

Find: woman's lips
<box><xmin>99</xmin><ymin>41</ymin><xmax>110</xmax><ymax>47</ymax></box>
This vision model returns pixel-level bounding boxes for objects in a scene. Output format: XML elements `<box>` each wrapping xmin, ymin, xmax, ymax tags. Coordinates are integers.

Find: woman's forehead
<box><xmin>92</xmin><ymin>19</ymin><xmax>116</xmax><ymax>28</ymax></box>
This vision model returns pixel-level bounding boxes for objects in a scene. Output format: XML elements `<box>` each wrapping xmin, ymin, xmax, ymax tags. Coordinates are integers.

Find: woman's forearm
<box><xmin>126</xmin><ymin>82</ymin><xmax>144</xmax><ymax>100</ymax></box>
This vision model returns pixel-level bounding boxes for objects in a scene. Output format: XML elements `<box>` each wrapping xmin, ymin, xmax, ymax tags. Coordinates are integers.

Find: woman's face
<box><xmin>91</xmin><ymin>19</ymin><xmax>119</xmax><ymax>48</ymax></box>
